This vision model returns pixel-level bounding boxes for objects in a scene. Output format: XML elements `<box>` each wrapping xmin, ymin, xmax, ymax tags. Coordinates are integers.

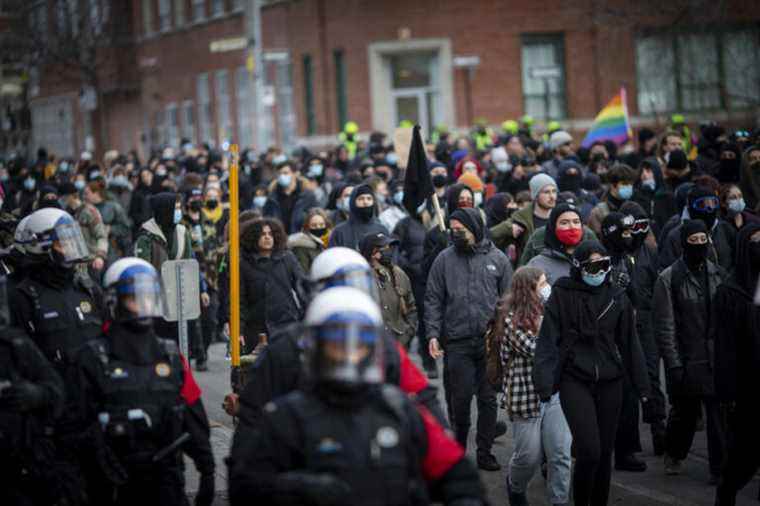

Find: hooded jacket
<box><xmin>712</xmin><ymin>222</ymin><xmax>760</xmax><ymax>402</ymax></box>
<box><xmin>632</xmin><ymin>157</ymin><xmax>675</xmax><ymax>236</ymax></box>
<box><xmin>739</xmin><ymin>145</ymin><xmax>760</xmax><ymax>210</ymax></box>
<box><xmin>263</xmin><ymin>177</ymin><xmax>317</xmax><ymax>234</ymax></box>
<box><xmin>490</xmin><ymin>202</ymin><xmax>537</xmax><ymax>258</ymax></box>
<box><xmin>287</xmin><ymin>231</ymin><xmax>325</xmax><ymax>273</ymax></box>
<box><xmin>425</xmin><ymin>208</ymin><xmax>512</xmax><ymax>343</ymax></box>
<box><xmin>134</xmin><ymin>193</ymin><xmax>193</xmax><ymax>270</ymax></box>
<box><xmin>533</xmin><ymin>241</ymin><xmax>650</xmax><ymax>400</ymax></box>
<box><xmin>328</xmin><ymin>184</ymin><xmax>389</xmax><ymax>250</ymax></box>
<box><xmin>422</xmin><ymin>184</ymin><xmax>475</xmax><ymax>275</ymax></box>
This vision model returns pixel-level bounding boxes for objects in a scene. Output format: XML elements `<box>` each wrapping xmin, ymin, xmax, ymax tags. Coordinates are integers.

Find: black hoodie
<box><xmin>327</xmin><ymin>184</ymin><xmax>388</xmax><ymax>250</ymax></box>
<box><xmin>151</xmin><ymin>192</ymin><xmax>180</xmax><ymax>248</ymax></box>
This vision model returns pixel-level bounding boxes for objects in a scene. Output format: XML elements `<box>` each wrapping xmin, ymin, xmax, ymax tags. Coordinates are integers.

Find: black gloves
<box><xmin>4</xmin><ymin>381</ymin><xmax>46</xmax><ymax>412</ymax></box>
<box><xmin>195</xmin><ymin>473</ymin><xmax>215</xmax><ymax>506</ymax></box>
<box><xmin>277</xmin><ymin>472</ymin><xmax>351</xmax><ymax>506</ymax></box>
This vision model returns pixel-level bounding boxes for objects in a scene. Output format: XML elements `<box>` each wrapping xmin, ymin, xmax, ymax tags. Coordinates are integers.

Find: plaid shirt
<box><xmin>500</xmin><ymin>312</ymin><xmax>541</xmax><ymax>420</ymax></box>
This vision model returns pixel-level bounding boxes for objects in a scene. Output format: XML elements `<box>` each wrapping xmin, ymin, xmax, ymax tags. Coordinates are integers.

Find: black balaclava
<box><xmin>450</xmin><ymin>208</ymin><xmax>485</xmax><ymax>244</ymax></box>
<box><xmin>733</xmin><ymin>222</ymin><xmax>760</xmax><ymax>296</ymax></box>
<box><xmin>687</xmin><ymin>186</ymin><xmax>718</xmax><ymax>230</ymax></box>
<box><xmin>620</xmin><ymin>201</ymin><xmax>649</xmax><ymax>252</ymax></box>
<box><xmin>600</xmin><ymin>212</ymin><xmax>631</xmax><ymax>257</ymax></box>
<box><xmin>681</xmin><ymin>219</ymin><xmax>709</xmax><ymax>270</ymax></box>
<box><xmin>151</xmin><ymin>192</ymin><xmax>179</xmax><ymax>243</ymax></box>
<box><xmin>350</xmin><ymin>184</ymin><xmax>375</xmax><ymax>223</ymax></box>
<box><xmin>557</xmin><ymin>160</ymin><xmax>583</xmax><ymax>194</ymax></box>
<box><xmin>484</xmin><ymin>192</ymin><xmax>511</xmax><ymax>227</ymax></box>
<box><xmin>716</xmin><ymin>142</ymin><xmax>742</xmax><ymax>184</ymax></box>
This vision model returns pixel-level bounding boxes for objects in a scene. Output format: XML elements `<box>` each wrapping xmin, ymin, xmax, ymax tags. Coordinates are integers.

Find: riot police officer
<box><xmin>75</xmin><ymin>258</ymin><xmax>215</xmax><ymax>506</ymax></box>
<box><xmin>229</xmin><ymin>286</ymin><xmax>484</xmax><ymax>506</ymax></box>
<box><xmin>0</xmin><ymin>275</ymin><xmax>65</xmax><ymax>506</ymax></box>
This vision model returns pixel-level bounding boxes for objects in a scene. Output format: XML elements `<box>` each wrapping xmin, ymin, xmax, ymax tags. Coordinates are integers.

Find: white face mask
<box><xmin>538</xmin><ymin>284</ymin><xmax>551</xmax><ymax>303</ymax></box>
<box><xmin>474</xmin><ymin>192</ymin><xmax>483</xmax><ymax>207</ymax></box>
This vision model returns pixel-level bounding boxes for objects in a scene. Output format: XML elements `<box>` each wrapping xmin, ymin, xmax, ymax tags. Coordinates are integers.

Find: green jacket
<box><xmin>519</xmin><ymin>225</ymin><xmax>598</xmax><ymax>266</ymax></box>
<box><xmin>490</xmin><ymin>203</ymin><xmax>537</xmax><ymax>255</ymax></box>
<box><xmin>374</xmin><ymin>264</ymin><xmax>417</xmax><ymax>348</ymax></box>
<box><xmin>134</xmin><ymin>218</ymin><xmax>193</xmax><ymax>271</ymax></box>
<box><xmin>287</xmin><ymin>231</ymin><xmax>325</xmax><ymax>274</ymax></box>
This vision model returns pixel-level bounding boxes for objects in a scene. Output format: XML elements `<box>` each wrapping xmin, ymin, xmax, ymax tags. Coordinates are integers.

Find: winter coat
<box><xmin>658</xmin><ymin>214</ymin><xmax>736</xmax><ymax>271</ymax></box>
<box><xmin>533</xmin><ymin>277</ymin><xmax>650</xmax><ymax>400</ymax></box>
<box><xmin>587</xmin><ymin>192</ymin><xmax>628</xmax><ymax>237</ymax></box>
<box><xmin>287</xmin><ymin>231</ymin><xmax>325</xmax><ymax>273</ymax></box>
<box><xmin>262</xmin><ymin>178</ymin><xmax>318</xmax><ymax>234</ymax></box>
<box><xmin>70</xmin><ymin>201</ymin><xmax>109</xmax><ymax>259</ymax></box>
<box><xmin>490</xmin><ymin>203</ymin><xmax>537</xmax><ymax>260</ymax></box>
<box><xmin>527</xmin><ymin>248</ymin><xmax>574</xmax><ymax>287</ymax></box>
<box><xmin>328</xmin><ymin>185</ymin><xmax>388</xmax><ymax>250</ymax></box>
<box><xmin>653</xmin><ymin>258</ymin><xmax>726</xmax><ymax>397</ymax></box>
<box><xmin>425</xmin><ymin>237</ymin><xmax>513</xmax><ymax>344</ymax></box>
<box><xmin>374</xmin><ymin>265</ymin><xmax>418</xmax><ymax>348</ymax></box>
<box><xmin>393</xmin><ymin>216</ymin><xmax>427</xmax><ymax>283</ymax></box>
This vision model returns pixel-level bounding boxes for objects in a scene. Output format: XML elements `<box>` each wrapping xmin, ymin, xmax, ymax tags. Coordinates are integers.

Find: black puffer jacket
<box><xmin>533</xmin><ymin>241</ymin><xmax>650</xmax><ymax>400</ymax></box>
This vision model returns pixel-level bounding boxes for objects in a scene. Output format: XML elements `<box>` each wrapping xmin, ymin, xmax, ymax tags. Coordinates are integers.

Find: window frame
<box><xmin>519</xmin><ymin>33</ymin><xmax>568</xmax><ymax>120</ymax></box>
<box><xmin>334</xmin><ymin>49</ymin><xmax>347</xmax><ymax>131</ymax></box>
<box><xmin>302</xmin><ymin>54</ymin><xmax>316</xmax><ymax>135</ymax></box>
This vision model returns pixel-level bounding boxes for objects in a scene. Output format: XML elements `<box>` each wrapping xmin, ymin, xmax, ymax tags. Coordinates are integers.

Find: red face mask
<box><xmin>458</xmin><ymin>200</ymin><xmax>473</xmax><ymax>209</ymax></box>
<box><xmin>555</xmin><ymin>227</ymin><xmax>583</xmax><ymax>246</ymax></box>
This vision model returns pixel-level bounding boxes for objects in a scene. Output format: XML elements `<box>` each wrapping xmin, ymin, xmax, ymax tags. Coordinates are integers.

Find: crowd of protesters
<box><xmin>2</xmin><ymin>114</ymin><xmax>760</xmax><ymax>505</ymax></box>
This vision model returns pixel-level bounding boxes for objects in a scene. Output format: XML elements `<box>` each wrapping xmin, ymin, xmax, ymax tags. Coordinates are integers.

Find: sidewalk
<box><xmin>184</xmin><ymin>421</ymin><xmax>232</xmax><ymax>505</ymax></box>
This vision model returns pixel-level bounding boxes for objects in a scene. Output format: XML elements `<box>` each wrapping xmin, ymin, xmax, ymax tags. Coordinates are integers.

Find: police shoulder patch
<box><xmin>155</xmin><ymin>362</ymin><xmax>171</xmax><ymax>377</ymax></box>
<box><xmin>376</xmin><ymin>426</ymin><xmax>399</xmax><ymax>448</ymax></box>
<box><xmin>80</xmin><ymin>301</ymin><xmax>92</xmax><ymax>314</ymax></box>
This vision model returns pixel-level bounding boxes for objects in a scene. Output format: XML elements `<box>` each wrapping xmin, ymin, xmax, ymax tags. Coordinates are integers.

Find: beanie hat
<box><xmin>449</xmin><ymin>208</ymin><xmax>485</xmax><ymax>243</ymax></box>
<box><xmin>667</xmin><ymin>149</ymin><xmax>688</xmax><ymax>170</ymax></box>
<box><xmin>680</xmin><ymin>219</ymin><xmax>708</xmax><ymax>247</ymax></box>
<box><xmin>457</xmin><ymin>172</ymin><xmax>484</xmax><ymax>193</ymax></box>
<box><xmin>549</xmin><ymin>130</ymin><xmax>573</xmax><ymax>151</ymax></box>
<box><xmin>529</xmin><ymin>173</ymin><xmax>557</xmax><ymax>200</ymax></box>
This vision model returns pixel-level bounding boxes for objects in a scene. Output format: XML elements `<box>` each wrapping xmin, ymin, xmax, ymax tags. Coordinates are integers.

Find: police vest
<box><xmin>84</xmin><ymin>337</ymin><xmax>185</xmax><ymax>466</ymax></box>
<box><xmin>285</xmin><ymin>385</ymin><xmax>427</xmax><ymax>506</ymax></box>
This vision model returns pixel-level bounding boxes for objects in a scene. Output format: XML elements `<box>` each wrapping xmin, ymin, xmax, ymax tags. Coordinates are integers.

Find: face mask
<box><xmin>206</xmin><ymin>199</ymin><xmax>219</xmax><ymax>210</ymax></box>
<box><xmin>278</xmin><ymin>174</ymin><xmax>292</xmax><ymax>187</ymax></box>
<box><xmin>432</xmin><ymin>174</ymin><xmax>448</xmax><ymax>188</ymax></box>
<box><xmin>156</xmin><ymin>168</ymin><xmax>167</xmax><ymax>177</ymax></box>
<box><xmin>684</xmin><ymin>241</ymin><xmax>709</xmax><ymax>268</ymax></box>
<box><xmin>112</xmin><ymin>175</ymin><xmax>129</xmax><ymax>187</ymax></box>
<box><xmin>582</xmin><ymin>272</ymin><xmax>607</xmax><ymax>287</ymax></box>
<box><xmin>189</xmin><ymin>200</ymin><xmax>202</xmax><ymax>212</ymax></box>
<box><xmin>451</xmin><ymin>230</ymin><xmax>472</xmax><ymax>252</ymax></box>
<box><xmin>474</xmin><ymin>193</ymin><xmax>483</xmax><ymax>207</ymax></box>
<box><xmin>642</xmin><ymin>179</ymin><xmax>656</xmax><ymax>191</ymax></box>
<box><xmin>495</xmin><ymin>161</ymin><xmax>511</xmax><ymax>173</ymax></box>
<box><xmin>253</xmin><ymin>195</ymin><xmax>267</xmax><ymax>208</ymax></box>
<box><xmin>243</xmin><ymin>165</ymin><xmax>252</xmax><ymax>176</ymax></box>
<box><xmin>89</xmin><ymin>170</ymin><xmax>101</xmax><ymax>180</ymax></box>
<box><xmin>310</xmin><ymin>227</ymin><xmax>327</xmax><ymax>238</ymax></box>
<box><xmin>308</xmin><ymin>164</ymin><xmax>324</xmax><ymax>178</ymax></box>
<box><xmin>173</xmin><ymin>208</ymin><xmax>183</xmax><ymax>225</ymax></box>
<box><xmin>23</xmin><ymin>177</ymin><xmax>35</xmax><ymax>191</ymax></box>
<box><xmin>538</xmin><ymin>284</ymin><xmax>552</xmax><ymax>303</ymax></box>
<box><xmin>337</xmin><ymin>197</ymin><xmax>350</xmax><ymax>212</ymax></box>
<box><xmin>393</xmin><ymin>191</ymin><xmax>404</xmax><ymax>205</ymax></box>
<box><xmin>59</xmin><ymin>162</ymin><xmax>70</xmax><ymax>172</ymax></box>
<box><xmin>74</xmin><ymin>180</ymin><xmax>86</xmax><ymax>191</ymax></box>
<box><xmin>618</xmin><ymin>184</ymin><xmax>633</xmax><ymax>200</ymax></box>
<box><xmin>378</xmin><ymin>249</ymin><xmax>393</xmax><ymax>267</ymax></box>
<box><xmin>555</xmin><ymin>227</ymin><xmax>582</xmax><ymax>246</ymax></box>
<box><xmin>386</xmin><ymin>153</ymin><xmax>399</xmax><ymax>165</ymax></box>
<box><xmin>355</xmin><ymin>205</ymin><xmax>374</xmax><ymax>222</ymax></box>
<box><xmin>728</xmin><ymin>198</ymin><xmax>746</xmax><ymax>215</ymax></box>
<box><xmin>273</xmin><ymin>154</ymin><xmax>288</xmax><ymax>165</ymax></box>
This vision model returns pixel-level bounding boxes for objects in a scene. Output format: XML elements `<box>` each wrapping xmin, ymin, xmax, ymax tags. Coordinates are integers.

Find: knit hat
<box><xmin>457</xmin><ymin>172</ymin><xmax>484</xmax><ymax>193</ymax></box>
<box><xmin>449</xmin><ymin>208</ymin><xmax>485</xmax><ymax>243</ymax></box>
<box><xmin>529</xmin><ymin>173</ymin><xmax>557</xmax><ymax>200</ymax></box>
<box><xmin>549</xmin><ymin>130</ymin><xmax>573</xmax><ymax>151</ymax></box>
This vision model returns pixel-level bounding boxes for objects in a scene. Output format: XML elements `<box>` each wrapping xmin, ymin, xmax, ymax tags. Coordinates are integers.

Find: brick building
<box><xmin>23</xmin><ymin>0</ymin><xmax>760</xmax><ymax>160</ymax></box>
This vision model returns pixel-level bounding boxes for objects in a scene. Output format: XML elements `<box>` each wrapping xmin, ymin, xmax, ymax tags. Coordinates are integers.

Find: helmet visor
<box><xmin>317</xmin><ymin>266</ymin><xmax>379</xmax><ymax>301</ymax></box>
<box><xmin>53</xmin><ymin>222</ymin><xmax>90</xmax><ymax>263</ymax></box>
<box><xmin>306</xmin><ymin>321</ymin><xmax>384</xmax><ymax>386</ymax></box>
<box><xmin>115</xmin><ymin>272</ymin><xmax>166</xmax><ymax>320</ymax></box>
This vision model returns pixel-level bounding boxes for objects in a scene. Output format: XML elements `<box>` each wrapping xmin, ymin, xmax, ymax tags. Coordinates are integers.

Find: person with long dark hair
<box><xmin>533</xmin><ymin>241</ymin><xmax>650</xmax><ymax>506</ymax></box>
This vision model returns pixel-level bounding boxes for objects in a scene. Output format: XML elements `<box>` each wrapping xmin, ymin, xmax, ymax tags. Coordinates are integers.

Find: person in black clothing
<box><xmin>129</xmin><ymin>168</ymin><xmax>157</xmax><ymax>235</ymax></box>
<box><xmin>328</xmin><ymin>184</ymin><xmax>389</xmax><ymax>250</ymax></box>
<box><xmin>533</xmin><ymin>241</ymin><xmax>650</xmax><ymax>506</ymax></box>
<box><xmin>422</xmin><ymin>183</ymin><xmax>474</xmax><ymax>276</ymax></box>
<box><xmin>619</xmin><ymin>201</ymin><xmax>667</xmax><ymax>458</ymax></box>
<box><xmin>623</xmin><ymin>128</ymin><xmax>658</xmax><ymax>171</ymax></box>
<box><xmin>632</xmin><ymin>157</ymin><xmax>675</xmax><ymax>238</ymax></box>
<box><xmin>713</xmin><ymin>223</ymin><xmax>760</xmax><ymax>505</ymax></box>
<box><xmin>653</xmin><ymin>219</ymin><xmax>727</xmax><ymax>482</ymax></box>
<box><xmin>262</xmin><ymin>161</ymin><xmax>317</xmax><ymax>234</ymax></box>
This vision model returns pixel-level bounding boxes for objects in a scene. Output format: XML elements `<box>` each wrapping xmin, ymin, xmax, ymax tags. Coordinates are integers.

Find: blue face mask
<box><xmin>642</xmin><ymin>179</ymin><xmax>656</xmax><ymax>191</ymax></box>
<box><xmin>582</xmin><ymin>272</ymin><xmax>607</xmax><ymax>287</ymax></box>
<box><xmin>386</xmin><ymin>153</ymin><xmax>399</xmax><ymax>165</ymax></box>
<box><xmin>618</xmin><ymin>184</ymin><xmax>633</xmax><ymax>200</ymax></box>
<box><xmin>24</xmin><ymin>177</ymin><xmax>35</xmax><ymax>191</ymax></box>
<box><xmin>173</xmin><ymin>208</ymin><xmax>183</xmax><ymax>224</ymax></box>
<box><xmin>74</xmin><ymin>180</ymin><xmax>86</xmax><ymax>191</ymax></box>
<box><xmin>243</xmin><ymin>165</ymin><xmax>252</xmax><ymax>176</ymax></box>
<box><xmin>495</xmin><ymin>161</ymin><xmax>511</xmax><ymax>173</ymax></box>
<box><xmin>58</xmin><ymin>162</ymin><xmax>70</xmax><ymax>173</ymax></box>
<box><xmin>253</xmin><ymin>195</ymin><xmax>267</xmax><ymax>208</ymax></box>
<box><xmin>308</xmin><ymin>164</ymin><xmax>324</xmax><ymax>178</ymax></box>
<box><xmin>728</xmin><ymin>198</ymin><xmax>746</xmax><ymax>214</ymax></box>
<box><xmin>337</xmin><ymin>197</ymin><xmax>350</xmax><ymax>212</ymax></box>
<box><xmin>277</xmin><ymin>174</ymin><xmax>292</xmax><ymax>187</ymax></box>
<box><xmin>393</xmin><ymin>191</ymin><xmax>404</xmax><ymax>205</ymax></box>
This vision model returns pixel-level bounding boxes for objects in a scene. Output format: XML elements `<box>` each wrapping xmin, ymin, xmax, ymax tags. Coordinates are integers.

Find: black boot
<box><xmin>615</xmin><ymin>453</ymin><xmax>647</xmax><ymax>472</ymax></box>
<box><xmin>476</xmin><ymin>452</ymin><xmax>501</xmax><ymax>471</ymax></box>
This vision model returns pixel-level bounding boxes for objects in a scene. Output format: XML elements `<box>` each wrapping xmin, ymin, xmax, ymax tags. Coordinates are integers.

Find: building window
<box><xmin>174</xmin><ymin>0</ymin><xmax>184</xmax><ymax>27</ymax></box>
<box><xmin>166</xmin><ymin>103</ymin><xmax>179</xmax><ymax>147</ymax></box>
<box><xmin>192</xmin><ymin>0</ymin><xmax>205</xmax><ymax>22</ymax></box>
<box><xmin>182</xmin><ymin>100</ymin><xmax>195</xmax><ymax>144</ymax></box>
<box><xmin>158</xmin><ymin>0</ymin><xmax>171</xmax><ymax>31</ymax></box>
<box><xmin>142</xmin><ymin>0</ymin><xmax>153</xmax><ymax>35</ymax></box>
<box><xmin>302</xmin><ymin>55</ymin><xmax>316</xmax><ymax>135</ymax></box>
<box><xmin>211</xmin><ymin>0</ymin><xmax>224</xmax><ymax>17</ymax></box>
<box><xmin>235</xmin><ymin>67</ymin><xmax>253</xmax><ymax>148</ymax></box>
<box><xmin>197</xmin><ymin>73</ymin><xmax>213</xmax><ymax>145</ymax></box>
<box><xmin>520</xmin><ymin>35</ymin><xmax>567</xmax><ymax>120</ymax></box>
<box><xmin>29</xmin><ymin>2</ymin><xmax>48</xmax><ymax>42</ymax></box>
<box><xmin>56</xmin><ymin>0</ymin><xmax>78</xmax><ymax>36</ymax></box>
<box><xmin>334</xmin><ymin>49</ymin><xmax>347</xmax><ymax>130</ymax></box>
<box><xmin>636</xmin><ymin>28</ymin><xmax>760</xmax><ymax>113</ymax></box>
<box><xmin>153</xmin><ymin>109</ymin><xmax>166</xmax><ymax>146</ymax></box>
<box><xmin>232</xmin><ymin>0</ymin><xmax>244</xmax><ymax>11</ymax></box>
<box><xmin>215</xmin><ymin>70</ymin><xmax>232</xmax><ymax>146</ymax></box>
<box><xmin>388</xmin><ymin>52</ymin><xmax>441</xmax><ymax>134</ymax></box>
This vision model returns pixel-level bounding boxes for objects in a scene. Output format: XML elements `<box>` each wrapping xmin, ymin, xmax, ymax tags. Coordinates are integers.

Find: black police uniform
<box><xmin>0</xmin><ymin>328</ymin><xmax>65</xmax><ymax>506</ymax></box>
<box><xmin>75</xmin><ymin>327</ymin><xmax>188</xmax><ymax>505</ymax></box>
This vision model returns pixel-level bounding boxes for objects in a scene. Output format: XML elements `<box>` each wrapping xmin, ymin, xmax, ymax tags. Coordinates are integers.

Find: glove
<box><xmin>195</xmin><ymin>473</ymin><xmax>215</xmax><ymax>506</ymax></box>
<box><xmin>4</xmin><ymin>381</ymin><xmax>46</xmax><ymax>412</ymax></box>
<box><xmin>277</xmin><ymin>472</ymin><xmax>351</xmax><ymax>506</ymax></box>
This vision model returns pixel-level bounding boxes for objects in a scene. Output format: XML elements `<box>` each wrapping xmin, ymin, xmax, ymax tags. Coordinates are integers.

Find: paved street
<box><xmin>190</xmin><ymin>342</ymin><xmax>758</xmax><ymax>505</ymax></box>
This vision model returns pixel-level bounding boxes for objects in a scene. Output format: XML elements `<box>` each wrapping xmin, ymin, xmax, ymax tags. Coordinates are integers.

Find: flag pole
<box><xmin>432</xmin><ymin>193</ymin><xmax>445</xmax><ymax>232</ymax></box>
<box><xmin>229</xmin><ymin>145</ymin><xmax>241</xmax><ymax>370</ymax></box>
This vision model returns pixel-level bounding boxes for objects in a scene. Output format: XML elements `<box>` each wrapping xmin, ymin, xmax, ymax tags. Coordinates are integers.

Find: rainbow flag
<box><xmin>581</xmin><ymin>88</ymin><xmax>632</xmax><ymax>148</ymax></box>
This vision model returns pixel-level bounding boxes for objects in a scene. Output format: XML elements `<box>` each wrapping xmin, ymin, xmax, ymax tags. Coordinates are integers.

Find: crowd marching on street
<box><xmin>3</xmin><ymin>113</ymin><xmax>760</xmax><ymax>506</ymax></box>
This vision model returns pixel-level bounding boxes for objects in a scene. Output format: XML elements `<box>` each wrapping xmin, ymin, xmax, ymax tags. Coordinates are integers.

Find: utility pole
<box><xmin>245</xmin><ymin>0</ymin><xmax>266</xmax><ymax>151</ymax></box>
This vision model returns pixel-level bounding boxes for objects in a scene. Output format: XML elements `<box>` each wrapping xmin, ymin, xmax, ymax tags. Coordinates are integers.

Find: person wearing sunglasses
<box><xmin>653</xmin><ymin>219</ymin><xmax>728</xmax><ymax>483</ymax></box>
<box><xmin>533</xmin><ymin>240</ymin><xmax>650</xmax><ymax>506</ymax></box>
<box><xmin>658</xmin><ymin>186</ymin><xmax>736</xmax><ymax>272</ymax></box>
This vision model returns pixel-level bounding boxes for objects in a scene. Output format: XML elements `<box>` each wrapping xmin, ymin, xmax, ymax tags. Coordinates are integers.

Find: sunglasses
<box><xmin>581</xmin><ymin>257</ymin><xmax>612</xmax><ymax>276</ymax></box>
<box><xmin>631</xmin><ymin>219</ymin><xmax>650</xmax><ymax>234</ymax></box>
<box><xmin>691</xmin><ymin>196</ymin><xmax>719</xmax><ymax>212</ymax></box>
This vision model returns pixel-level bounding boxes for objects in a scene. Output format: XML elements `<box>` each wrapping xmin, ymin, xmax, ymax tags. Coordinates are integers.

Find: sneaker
<box><xmin>507</xmin><ymin>474</ymin><xmax>529</xmax><ymax>506</ymax></box>
<box><xmin>615</xmin><ymin>453</ymin><xmax>647</xmax><ymax>472</ymax></box>
<box><xmin>477</xmin><ymin>452</ymin><xmax>501</xmax><ymax>471</ymax></box>
<box><xmin>664</xmin><ymin>455</ymin><xmax>682</xmax><ymax>475</ymax></box>
<box><xmin>494</xmin><ymin>420</ymin><xmax>508</xmax><ymax>439</ymax></box>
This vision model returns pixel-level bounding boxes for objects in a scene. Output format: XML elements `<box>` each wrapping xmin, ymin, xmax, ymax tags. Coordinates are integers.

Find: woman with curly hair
<box><xmin>239</xmin><ymin>217</ymin><xmax>305</xmax><ymax>353</ymax></box>
<box><xmin>496</xmin><ymin>266</ymin><xmax>572</xmax><ymax>506</ymax></box>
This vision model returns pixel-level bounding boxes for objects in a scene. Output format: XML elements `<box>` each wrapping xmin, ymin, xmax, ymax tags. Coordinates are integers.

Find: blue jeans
<box><xmin>507</xmin><ymin>393</ymin><xmax>572</xmax><ymax>504</ymax></box>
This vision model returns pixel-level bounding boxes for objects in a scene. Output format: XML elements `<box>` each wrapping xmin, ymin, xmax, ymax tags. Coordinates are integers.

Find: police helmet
<box><xmin>23</xmin><ymin>208</ymin><xmax>89</xmax><ymax>265</ymax></box>
<box><xmin>309</xmin><ymin>247</ymin><xmax>379</xmax><ymax>301</ymax></box>
<box><xmin>103</xmin><ymin>257</ymin><xmax>165</xmax><ymax>325</ymax></box>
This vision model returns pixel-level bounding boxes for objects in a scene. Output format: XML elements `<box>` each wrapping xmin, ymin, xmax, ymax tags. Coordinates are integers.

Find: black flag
<box><xmin>402</xmin><ymin>125</ymin><xmax>433</xmax><ymax>217</ymax></box>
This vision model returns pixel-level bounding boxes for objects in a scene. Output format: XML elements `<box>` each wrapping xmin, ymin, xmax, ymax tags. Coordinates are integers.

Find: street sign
<box><xmin>210</xmin><ymin>37</ymin><xmax>247</xmax><ymax>53</ymax></box>
<box><xmin>453</xmin><ymin>56</ymin><xmax>481</xmax><ymax>68</ymax></box>
<box><xmin>529</xmin><ymin>66</ymin><xmax>562</xmax><ymax>79</ymax></box>
<box><xmin>161</xmin><ymin>259</ymin><xmax>201</xmax><ymax>359</ymax></box>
